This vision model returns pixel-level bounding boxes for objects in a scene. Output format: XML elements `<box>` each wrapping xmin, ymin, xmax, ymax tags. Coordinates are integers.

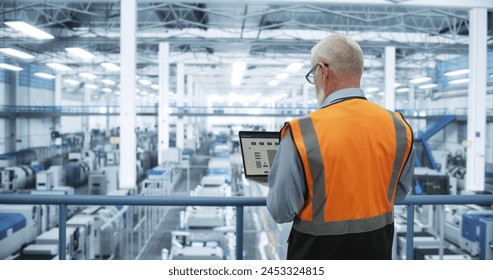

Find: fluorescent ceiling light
<box><xmin>268</xmin><ymin>80</ymin><xmax>279</xmax><ymax>86</ymax></box>
<box><xmin>102</xmin><ymin>79</ymin><xmax>116</xmax><ymax>86</ymax></box>
<box><xmin>366</xmin><ymin>94</ymin><xmax>374</xmax><ymax>99</ymax></box>
<box><xmin>0</xmin><ymin>48</ymin><xmax>35</xmax><ymax>60</ymax></box>
<box><xmin>85</xmin><ymin>84</ymin><xmax>98</xmax><ymax>89</ymax></box>
<box><xmin>418</xmin><ymin>83</ymin><xmax>438</xmax><ymax>89</ymax></box>
<box><xmin>378</xmin><ymin>91</ymin><xmax>385</xmax><ymax>96</ymax></box>
<box><xmin>64</xmin><ymin>79</ymin><xmax>80</xmax><ymax>86</ymax></box>
<box><xmin>150</xmin><ymin>84</ymin><xmax>160</xmax><ymax>90</ymax></box>
<box><xmin>34</xmin><ymin>72</ymin><xmax>55</xmax><ymax>79</ymax></box>
<box><xmin>365</xmin><ymin>87</ymin><xmax>379</xmax><ymax>93</ymax></box>
<box><xmin>449</xmin><ymin>78</ymin><xmax>469</xmax><ymax>85</ymax></box>
<box><xmin>444</xmin><ymin>69</ymin><xmax>469</xmax><ymax>77</ymax></box>
<box><xmin>286</xmin><ymin>62</ymin><xmax>303</xmax><ymax>72</ymax></box>
<box><xmin>396</xmin><ymin>87</ymin><xmax>410</xmax><ymax>93</ymax></box>
<box><xmin>102</xmin><ymin>88</ymin><xmax>112</xmax><ymax>93</ymax></box>
<box><xmin>47</xmin><ymin>62</ymin><xmax>72</xmax><ymax>72</ymax></box>
<box><xmin>138</xmin><ymin>79</ymin><xmax>151</xmax><ymax>86</ymax></box>
<box><xmin>65</xmin><ymin>47</ymin><xmax>95</xmax><ymax>60</ymax></box>
<box><xmin>276</xmin><ymin>73</ymin><xmax>290</xmax><ymax>80</ymax></box>
<box><xmin>232</xmin><ymin>61</ymin><xmax>247</xmax><ymax>72</ymax></box>
<box><xmin>0</xmin><ymin>63</ymin><xmax>23</xmax><ymax>71</ymax></box>
<box><xmin>115</xmin><ymin>91</ymin><xmax>121</xmax><ymax>95</ymax></box>
<box><xmin>394</xmin><ymin>83</ymin><xmax>401</xmax><ymax>88</ymax></box>
<box><xmin>101</xmin><ymin>62</ymin><xmax>120</xmax><ymax>71</ymax></box>
<box><xmin>79</xmin><ymin>72</ymin><xmax>97</xmax><ymax>80</ymax></box>
<box><xmin>5</xmin><ymin>21</ymin><xmax>54</xmax><ymax>40</ymax></box>
<box><xmin>409</xmin><ymin>77</ymin><xmax>431</xmax><ymax>84</ymax></box>
<box><xmin>140</xmin><ymin>91</ymin><xmax>148</xmax><ymax>96</ymax></box>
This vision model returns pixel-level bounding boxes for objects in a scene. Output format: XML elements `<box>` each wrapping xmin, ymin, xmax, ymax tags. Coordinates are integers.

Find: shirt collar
<box><xmin>320</xmin><ymin>88</ymin><xmax>366</xmax><ymax>108</ymax></box>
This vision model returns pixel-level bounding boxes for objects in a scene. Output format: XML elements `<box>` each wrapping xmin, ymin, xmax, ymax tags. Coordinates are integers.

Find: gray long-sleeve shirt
<box><xmin>266</xmin><ymin>88</ymin><xmax>415</xmax><ymax>224</ymax></box>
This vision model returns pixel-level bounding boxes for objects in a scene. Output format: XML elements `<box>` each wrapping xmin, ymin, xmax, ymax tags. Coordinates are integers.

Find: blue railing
<box><xmin>0</xmin><ymin>194</ymin><xmax>492</xmax><ymax>260</ymax></box>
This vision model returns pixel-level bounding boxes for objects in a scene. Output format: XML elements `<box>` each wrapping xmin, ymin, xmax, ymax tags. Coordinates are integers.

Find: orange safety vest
<box><xmin>281</xmin><ymin>97</ymin><xmax>413</xmax><ymax>235</ymax></box>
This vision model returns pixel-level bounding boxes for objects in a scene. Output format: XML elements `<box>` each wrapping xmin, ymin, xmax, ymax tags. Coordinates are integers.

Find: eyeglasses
<box><xmin>305</xmin><ymin>63</ymin><xmax>329</xmax><ymax>84</ymax></box>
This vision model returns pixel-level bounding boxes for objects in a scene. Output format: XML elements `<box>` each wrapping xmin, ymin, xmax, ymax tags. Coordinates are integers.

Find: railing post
<box><xmin>59</xmin><ymin>204</ymin><xmax>67</xmax><ymax>260</ymax></box>
<box><xmin>236</xmin><ymin>205</ymin><xmax>244</xmax><ymax>260</ymax></box>
<box><xmin>406</xmin><ymin>204</ymin><xmax>415</xmax><ymax>260</ymax></box>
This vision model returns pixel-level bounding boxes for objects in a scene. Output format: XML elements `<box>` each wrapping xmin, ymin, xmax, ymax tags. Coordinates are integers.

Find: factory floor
<box><xmin>134</xmin><ymin>142</ymin><xmax>287</xmax><ymax>260</ymax></box>
<box><xmin>68</xmin><ymin>141</ymin><xmax>287</xmax><ymax>260</ymax></box>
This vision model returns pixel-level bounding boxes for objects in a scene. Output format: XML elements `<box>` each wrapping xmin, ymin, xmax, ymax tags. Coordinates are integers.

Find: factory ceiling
<box><xmin>1</xmin><ymin>0</ymin><xmax>492</xmax><ymax>104</ymax></box>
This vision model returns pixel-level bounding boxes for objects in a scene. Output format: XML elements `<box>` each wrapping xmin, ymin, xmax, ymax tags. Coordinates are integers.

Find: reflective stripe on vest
<box><xmin>281</xmin><ymin>98</ymin><xmax>413</xmax><ymax>235</ymax></box>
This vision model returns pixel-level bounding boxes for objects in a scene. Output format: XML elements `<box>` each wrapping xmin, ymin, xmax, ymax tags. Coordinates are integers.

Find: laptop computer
<box><xmin>239</xmin><ymin>131</ymin><xmax>280</xmax><ymax>185</ymax></box>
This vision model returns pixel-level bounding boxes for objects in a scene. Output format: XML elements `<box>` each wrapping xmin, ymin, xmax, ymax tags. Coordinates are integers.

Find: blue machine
<box><xmin>462</xmin><ymin>214</ymin><xmax>493</xmax><ymax>259</ymax></box>
<box><xmin>479</xmin><ymin>217</ymin><xmax>493</xmax><ymax>260</ymax></box>
<box><xmin>0</xmin><ymin>213</ymin><xmax>26</xmax><ymax>241</ymax></box>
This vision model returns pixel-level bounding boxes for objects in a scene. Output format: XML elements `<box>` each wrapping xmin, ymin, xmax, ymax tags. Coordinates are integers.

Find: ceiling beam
<box><xmin>13</xmin><ymin>0</ymin><xmax>493</xmax><ymax>9</ymax></box>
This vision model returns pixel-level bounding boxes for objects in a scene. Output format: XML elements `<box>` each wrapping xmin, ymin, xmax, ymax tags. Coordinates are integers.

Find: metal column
<box><xmin>466</xmin><ymin>8</ymin><xmax>487</xmax><ymax>191</ymax></box>
<box><xmin>408</xmin><ymin>85</ymin><xmax>415</xmax><ymax>111</ymax></box>
<box><xmin>158</xmin><ymin>42</ymin><xmax>170</xmax><ymax>163</ymax></box>
<box><xmin>384</xmin><ymin>46</ymin><xmax>396</xmax><ymax>111</ymax></box>
<box><xmin>176</xmin><ymin>63</ymin><xmax>185</xmax><ymax>148</ymax></box>
<box><xmin>83</xmin><ymin>87</ymin><xmax>91</xmax><ymax>149</ymax></box>
<box><xmin>186</xmin><ymin>75</ymin><xmax>194</xmax><ymax>141</ymax></box>
<box><xmin>6</xmin><ymin>72</ymin><xmax>17</xmax><ymax>152</ymax></box>
<box><xmin>119</xmin><ymin>0</ymin><xmax>137</xmax><ymax>190</ymax></box>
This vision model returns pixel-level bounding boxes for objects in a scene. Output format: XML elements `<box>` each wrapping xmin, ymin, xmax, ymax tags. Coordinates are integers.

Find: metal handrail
<box><xmin>0</xmin><ymin>194</ymin><xmax>492</xmax><ymax>260</ymax></box>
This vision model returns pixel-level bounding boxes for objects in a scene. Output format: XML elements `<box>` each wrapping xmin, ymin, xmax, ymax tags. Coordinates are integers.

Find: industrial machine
<box><xmin>22</xmin><ymin>227</ymin><xmax>81</xmax><ymax>260</ymax></box>
<box><xmin>1</xmin><ymin>165</ymin><xmax>36</xmax><ymax>191</ymax></box>
<box><xmin>412</xmin><ymin>167</ymin><xmax>450</xmax><ymax>195</ymax></box>
<box><xmin>36</xmin><ymin>171</ymin><xmax>54</xmax><ymax>191</ymax></box>
<box><xmin>168</xmin><ymin>231</ymin><xmax>224</xmax><ymax>260</ymax></box>
<box><xmin>65</xmin><ymin>160</ymin><xmax>90</xmax><ymax>188</ymax></box>
<box><xmin>207</xmin><ymin>157</ymin><xmax>232</xmax><ymax>184</ymax></box>
<box><xmin>88</xmin><ymin>171</ymin><xmax>107</xmax><ymax>195</ymax></box>
<box><xmin>67</xmin><ymin>214</ymin><xmax>97</xmax><ymax>260</ymax></box>
<box><xmin>0</xmin><ymin>205</ymin><xmax>41</xmax><ymax>259</ymax></box>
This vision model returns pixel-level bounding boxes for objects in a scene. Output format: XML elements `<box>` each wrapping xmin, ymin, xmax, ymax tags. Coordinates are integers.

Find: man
<box><xmin>267</xmin><ymin>34</ymin><xmax>415</xmax><ymax>260</ymax></box>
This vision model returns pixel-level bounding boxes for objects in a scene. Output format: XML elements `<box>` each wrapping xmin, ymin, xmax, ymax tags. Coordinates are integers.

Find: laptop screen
<box><xmin>239</xmin><ymin>131</ymin><xmax>280</xmax><ymax>178</ymax></box>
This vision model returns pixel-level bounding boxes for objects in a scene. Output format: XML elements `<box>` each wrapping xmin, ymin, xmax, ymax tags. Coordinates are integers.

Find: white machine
<box><xmin>67</xmin><ymin>214</ymin><xmax>97</xmax><ymax>260</ymax></box>
<box><xmin>88</xmin><ymin>171</ymin><xmax>107</xmax><ymax>195</ymax></box>
<box><xmin>0</xmin><ymin>205</ymin><xmax>40</xmax><ymax>259</ymax></box>
<box><xmin>1</xmin><ymin>165</ymin><xmax>36</xmax><ymax>190</ymax></box>
<box><xmin>24</xmin><ymin>227</ymin><xmax>81</xmax><ymax>260</ymax></box>
<box><xmin>47</xmin><ymin>165</ymin><xmax>66</xmax><ymax>187</ymax></box>
<box><xmin>36</xmin><ymin>171</ymin><xmax>54</xmax><ymax>190</ymax></box>
<box><xmin>207</xmin><ymin>158</ymin><xmax>232</xmax><ymax>184</ymax></box>
<box><xmin>185</xmin><ymin>206</ymin><xmax>225</xmax><ymax>229</ymax></box>
<box><xmin>101</xmin><ymin>165</ymin><xmax>119</xmax><ymax>192</ymax></box>
<box><xmin>168</xmin><ymin>231</ymin><xmax>224</xmax><ymax>260</ymax></box>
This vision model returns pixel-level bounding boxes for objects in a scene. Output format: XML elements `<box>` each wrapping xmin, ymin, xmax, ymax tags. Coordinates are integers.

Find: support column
<box><xmin>83</xmin><ymin>86</ymin><xmax>91</xmax><ymax>149</ymax></box>
<box><xmin>408</xmin><ymin>85</ymin><xmax>415</xmax><ymax>111</ymax></box>
<box><xmin>53</xmin><ymin>73</ymin><xmax>62</xmax><ymax>134</ymax></box>
<box><xmin>409</xmin><ymin>85</ymin><xmax>418</xmax><ymax>132</ymax></box>
<box><xmin>158</xmin><ymin>42</ymin><xmax>170</xmax><ymax>163</ymax></box>
<box><xmin>119</xmin><ymin>0</ymin><xmax>137</xmax><ymax>190</ymax></box>
<box><xmin>176</xmin><ymin>63</ymin><xmax>185</xmax><ymax>149</ymax></box>
<box><xmin>302</xmin><ymin>84</ymin><xmax>309</xmax><ymax>110</ymax></box>
<box><xmin>384</xmin><ymin>46</ymin><xmax>396</xmax><ymax>111</ymax></box>
<box><xmin>186</xmin><ymin>75</ymin><xmax>194</xmax><ymax>140</ymax></box>
<box><xmin>291</xmin><ymin>89</ymin><xmax>297</xmax><ymax>112</ymax></box>
<box><xmin>6</xmin><ymin>72</ymin><xmax>17</xmax><ymax>153</ymax></box>
<box><xmin>466</xmin><ymin>8</ymin><xmax>487</xmax><ymax>191</ymax></box>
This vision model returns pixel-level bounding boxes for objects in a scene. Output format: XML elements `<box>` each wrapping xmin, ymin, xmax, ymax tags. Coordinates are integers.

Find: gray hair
<box><xmin>311</xmin><ymin>34</ymin><xmax>364</xmax><ymax>78</ymax></box>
